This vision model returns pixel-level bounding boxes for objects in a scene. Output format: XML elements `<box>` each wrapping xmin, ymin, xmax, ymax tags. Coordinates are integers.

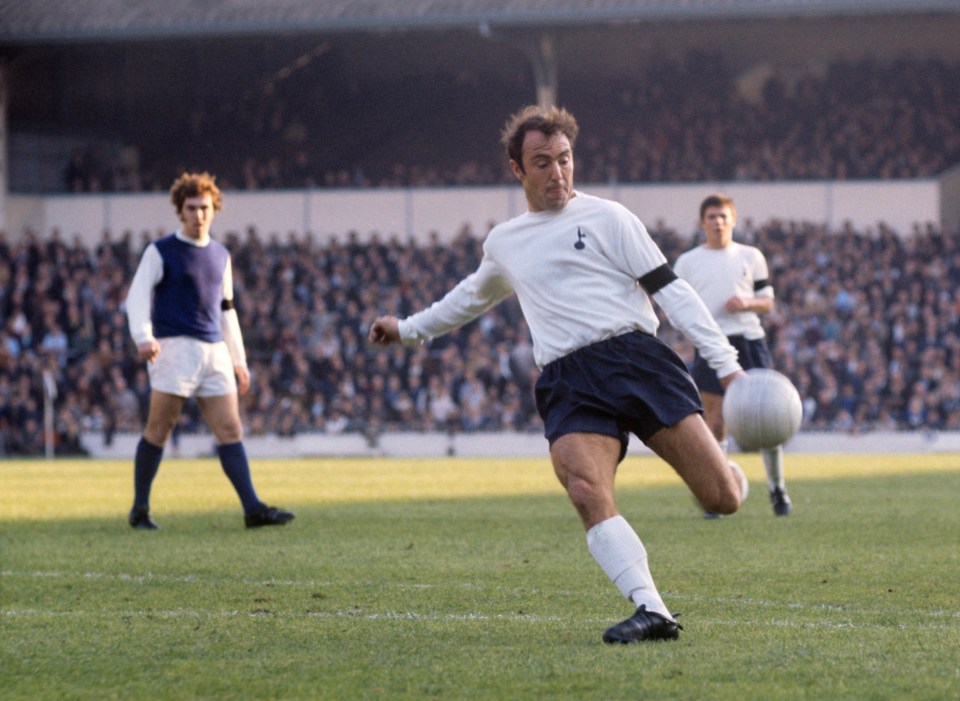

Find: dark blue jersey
<box><xmin>151</xmin><ymin>234</ymin><xmax>229</xmax><ymax>342</ymax></box>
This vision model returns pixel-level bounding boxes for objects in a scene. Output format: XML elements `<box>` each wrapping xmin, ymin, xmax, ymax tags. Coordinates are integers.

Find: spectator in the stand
<box><xmin>39</xmin><ymin>321</ymin><xmax>69</xmax><ymax>367</ymax></box>
<box><xmin>55</xmin><ymin>55</ymin><xmax>960</xmax><ymax>195</ymax></box>
<box><xmin>65</xmin><ymin>149</ymin><xmax>92</xmax><ymax>192</ymax></box>
<box><xmin>108</xmin><ymin>368</ymin><xmax>142</xmax><ymax>432</ymax></box>
<box><xmin>4</xmin><ymin>206</ymin><xmax>960</xmax><ymax>456</ymax></box>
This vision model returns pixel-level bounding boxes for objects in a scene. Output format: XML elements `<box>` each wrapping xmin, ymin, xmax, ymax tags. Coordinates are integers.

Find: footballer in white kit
<box><xmin>370</xmin><ymin>106</ymin><xmax>748</xmax><ymax>644</ymax></box>
<box><xmin>675</xmin><ymin>193</ymin><xmax>792</xmax><ymax>516</ymax></box>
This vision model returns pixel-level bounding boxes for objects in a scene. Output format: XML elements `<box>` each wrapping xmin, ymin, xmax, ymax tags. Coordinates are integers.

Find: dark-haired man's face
<box><xmin>510</xmin><ymin>131</ymin><xmax>574</xmax><ymax>213</ymax></box>
<box><xmin>178</xmin><ymin>194</ymin><xmax>216</xmax><ymax>242</ymax></box>
<box><xmin>701</xmin><ymin>204</ymin><xmax>736</xmax><ymax>249</ymax></box>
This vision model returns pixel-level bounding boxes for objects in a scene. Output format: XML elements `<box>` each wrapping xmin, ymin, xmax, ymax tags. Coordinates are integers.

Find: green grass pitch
<box><xmin>2</xmin><ymin>453</ymin><xmax>959</xmax><ymax>700</ymax></box>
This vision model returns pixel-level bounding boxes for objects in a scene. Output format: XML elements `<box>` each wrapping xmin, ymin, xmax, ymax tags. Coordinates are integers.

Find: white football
<box><xmin>722</xmin><ymin>368</ymin><xmax>802</xmax><ymax>450</ymax></box>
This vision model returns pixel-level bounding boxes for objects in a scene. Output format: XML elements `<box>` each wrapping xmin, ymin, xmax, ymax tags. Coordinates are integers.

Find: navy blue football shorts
<box><xmin>535</xmin><ymin>331</ymin><xmax>703</xmax><ymax>461</ymax></box>
<box><xmin>691</xmin><ymin>334</ymin><xmax>772</xmax><ymax>395</ymax></box>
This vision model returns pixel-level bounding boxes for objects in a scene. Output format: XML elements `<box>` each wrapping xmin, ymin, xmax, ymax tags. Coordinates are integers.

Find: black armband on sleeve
<box><xmin>221</xmin><ymin>299</ymin><xmax>235</xmax><ymax>311</ymax></box>
<box><xmin>753</xmin><ymin>279</ymin><xmax>770</xmax><ymax>292</ymax></box>
<box><xmin>638</xmin><ymin>264</ymin><xmax>678</xmax><ymax>295</ymax></box>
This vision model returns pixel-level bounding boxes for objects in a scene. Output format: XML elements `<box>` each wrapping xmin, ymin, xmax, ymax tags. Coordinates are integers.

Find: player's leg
<box><xmin>697</xmin><ymin>391</ymin><xmax>731</xmax><ymax>518</ymax></box>
<box><xmin>763</xmin><ymin>445</ymin><xmax>792</xmax><ymax>516</ymax></box>
<box><xmin>142</xmin><ymin>390</ymin><xmax>188</xmax><ymax>445</ymax></box>
<box><xmin>549</xmin><ymin>431</ymin><xmax>620</xmax><ymax>528</ymax></box>
<box><xmin>645</xmin><ymin>413</ymin><xmax>747</xmax><ymax>515</ymax></box>
<box><xmin>701</xmin><ymin>391</ymin><xmax>727</xmax><ymax>449</ymax></box>
<box><xmin>550</xmin><ymin>432</ymin><xmax>678</xmax><ymax>641</ymax></box>
<box><xmin>537</xmin><ymin>334</ymin><xmax>687</xmax><ymax>641</ymax></box>
<box><xmin>741</xmin><ymin>339</ymin><xmax>792</xmax><ymax>515</ymax></box>
<box><xmin>130</xmin><ymin>390</ymin><xmax>187</xmax><ymax>529</ymax></box>
<box><xmin>689</xmin><ymin>352</ymin><xmax>732</xmax><ymax>517</ymax></box>
<box><xmin>197</xmin><ymin>392</ymin><xmax>259</xmax><ymax>511</ymax></box>
<box><xmin>197</xmin><ymin>393</ymin><xmax>293</xmax><ymax>527</ymax></box>
<box><xmin>690</xmin><ymin>353</ymin><xmax>727</xmax><ymax>450</ymax></box>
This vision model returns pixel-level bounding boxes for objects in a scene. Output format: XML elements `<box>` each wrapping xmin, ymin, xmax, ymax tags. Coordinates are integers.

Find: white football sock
<box><xmin>762</xmin><ymin>445</ymin><xmax>786</xmax><ymax>492</ymax></box>
<box><xmin>586</xmin><ymin>515</ymin><xmax>671</xmax><ymax>619</ymax></box>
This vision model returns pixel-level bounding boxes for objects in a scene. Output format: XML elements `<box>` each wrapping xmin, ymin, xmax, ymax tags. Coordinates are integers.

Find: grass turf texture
<box><xmin>2</xmin><ymin>453</ymin><xmax>959</xmax><ymax>700</ymax></box>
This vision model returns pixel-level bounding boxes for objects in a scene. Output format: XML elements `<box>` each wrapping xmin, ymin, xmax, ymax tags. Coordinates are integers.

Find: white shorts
<box><xmin>148</xmin><ymin>336</ymin><xmax>237</xmax><ymax>398</ymax></box>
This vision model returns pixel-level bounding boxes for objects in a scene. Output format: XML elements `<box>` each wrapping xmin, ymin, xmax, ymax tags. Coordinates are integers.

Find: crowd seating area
<box><xmin>59</xmin><ymin>53</ymin><xmax>960</xmax><ymax>194</ymax></box>
<box><xmin>2</xmin><ymin>215</ymin><xmax>958</xmax><ymax>457</ymax></box>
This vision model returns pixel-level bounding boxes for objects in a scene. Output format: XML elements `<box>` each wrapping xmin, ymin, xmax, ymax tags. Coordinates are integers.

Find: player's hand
<box><xmin>368</xmin><ymin>316</ymin><xmax>401</xmax><ymax>346</ymax></box>
<box><xmin>235</xmin><ymin>365</ymin><xmax>251</xmax><ymax>396</ymax></box>
<box><xmin>719</xmin><ymin>369</ymin><xmax>745</xmax><ymax>389</ymax></box>
<box><xmin>137</xmin><ymin>339</ymin><xmax>160</xmax><ymax>363</ymax></box>
<box><xmin>724</xmin><ymin>296</ymin><xmax>748</xmax><ymax>313</ymax></box>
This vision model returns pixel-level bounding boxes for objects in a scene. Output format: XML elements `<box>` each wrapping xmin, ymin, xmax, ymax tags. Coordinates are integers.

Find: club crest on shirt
<box><xmin>574</xmin><ymin>227</ymin><xmax>586</xmax><ymax>250</ymax></box>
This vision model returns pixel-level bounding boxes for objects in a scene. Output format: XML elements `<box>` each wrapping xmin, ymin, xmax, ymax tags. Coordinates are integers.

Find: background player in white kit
<box><xmin>369</xmin><ymin>106</ymin><xmax>748</xmax><ymax>644</ymax></box>
<box><xmin>674</xmin><ymin>193</ymin><xmax>793</xmax><ymax>516</ymax></box>
<box><xmin>125</xmin><ymin>171</ymin><xmax>293</xmax><ymax>530</ymax></box>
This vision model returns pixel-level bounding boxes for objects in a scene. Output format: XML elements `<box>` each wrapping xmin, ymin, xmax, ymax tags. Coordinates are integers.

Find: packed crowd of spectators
<box><xmin>2</xmin><ymin>214</ymin><xmax>958</xmax><ymax>457</ymax></box>
<box><xmin>60</xmin><ymin>53</ymin><xmax>960</xmax><ymax>194</ymax></box>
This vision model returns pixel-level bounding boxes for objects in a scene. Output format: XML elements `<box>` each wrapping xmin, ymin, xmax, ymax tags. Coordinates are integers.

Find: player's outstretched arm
<box><xmin>368</xmin><ymin>316</ymin><xmax>401</xmax><ymax>346</ymax></box>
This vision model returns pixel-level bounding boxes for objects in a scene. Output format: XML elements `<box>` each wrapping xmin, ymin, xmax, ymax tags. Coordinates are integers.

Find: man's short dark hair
<box><xmin>699</xmin><ymin>193</ymin><xmax>735</xmax><ymax>221</ymax></box>
<box><xmin>500</xmin><ymin>105</ymin><xmax>579</xmax><ymax>172</ymax></box>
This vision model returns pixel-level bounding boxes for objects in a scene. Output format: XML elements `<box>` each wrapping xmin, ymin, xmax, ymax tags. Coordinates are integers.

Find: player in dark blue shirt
<box><xmin>125</xmin><ymin>172</ymin><xmax>293</xmax><ymax>530</ymax></box>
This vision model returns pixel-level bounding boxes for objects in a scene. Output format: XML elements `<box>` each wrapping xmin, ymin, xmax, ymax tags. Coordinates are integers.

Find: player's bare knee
<box><xmin>700</xmin><ymin>472</ymin><xmax>743</xmax><ymax>514</ymax></box>
<box><xmin>563</xmin><ymin>476</ymin><xmax>607</xmax><ymax>515</ymax></box>
<box><xmin>717</xmin><ymin>490</ymin><xmax>742</xmax><ymax>515</ymax></box>
<box><xmin>563</xmin><ymin>476</ymin><xmax>593</xmax><ymax>507</ymax></box>
<box><xmin>143</xmin><ymin>421</ymin><xmax>175</xmax><ymax>446</ymax></box>
<box><xmin>700</xmin><ymin>491</ymin><xmax>739</xmax><ymax>515</ymax></box>
<box><xmin>213</xmin><ymin>427</ymin><xmax>243</xmax><ymax>444</ymax></box>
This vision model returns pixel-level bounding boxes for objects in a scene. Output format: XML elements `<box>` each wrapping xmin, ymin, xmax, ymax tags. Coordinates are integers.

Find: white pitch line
<box><xmin>3</xmin><ymin>570</ymin><xmax>958</xmax><ymax>625</ymax></box>
<box><xmin>1</xmin><ymin>607</ymin><xmax>954</xmax><ymax>632</ymax></box>
<box><xmin>1</xmin><ymin>608</ymin><xmax>566</xmax><ymax>624</ymax></box>
<box><xmin>666</xmin><ymin>592</ymin><xmax>960</xmax><ymax>621</ymax></box>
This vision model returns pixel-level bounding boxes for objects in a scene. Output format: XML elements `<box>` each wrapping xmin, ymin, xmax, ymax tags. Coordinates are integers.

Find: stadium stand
<box><xmin>4</xmin><ymin>4</ymin><xmax>960</xmax><ymax>192</ymax></box>
<box><xmin>33</xmin><ymin>53</ymin><xmax>960</xmax><ymax>194</ymax></box>
<box><xmin>1</xmin><ymin>216</ymin><xmax>958</xmax><ymax>456</ymax></box>
<box><xmin>2</xmin><ymin>3</ymin><xmax>960</xmax><ymax>455</ymax></box>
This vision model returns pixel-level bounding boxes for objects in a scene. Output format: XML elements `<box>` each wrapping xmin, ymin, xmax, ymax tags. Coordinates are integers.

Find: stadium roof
<box><xmin>2</xmin><ymin>0</ymin><xmax>959</xmax><ymax>44</ymax></box>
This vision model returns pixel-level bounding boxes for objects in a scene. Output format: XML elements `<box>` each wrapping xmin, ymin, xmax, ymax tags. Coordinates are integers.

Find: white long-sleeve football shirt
<box><xmin>399</xmin><ymin>192</ymin><xmax>740</xmax><ymax>378</ymax></box>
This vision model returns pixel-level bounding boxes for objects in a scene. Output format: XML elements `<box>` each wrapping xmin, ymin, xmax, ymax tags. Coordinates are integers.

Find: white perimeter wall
<box><xmin>81</xmin><ymin>429</ymin><xmax>960</xmax><ymax>460</ymax></box>
<box><xmin>5</xmin><ymin>178</ymin><xmax>946</xmax><ymax>247</ymax></box>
